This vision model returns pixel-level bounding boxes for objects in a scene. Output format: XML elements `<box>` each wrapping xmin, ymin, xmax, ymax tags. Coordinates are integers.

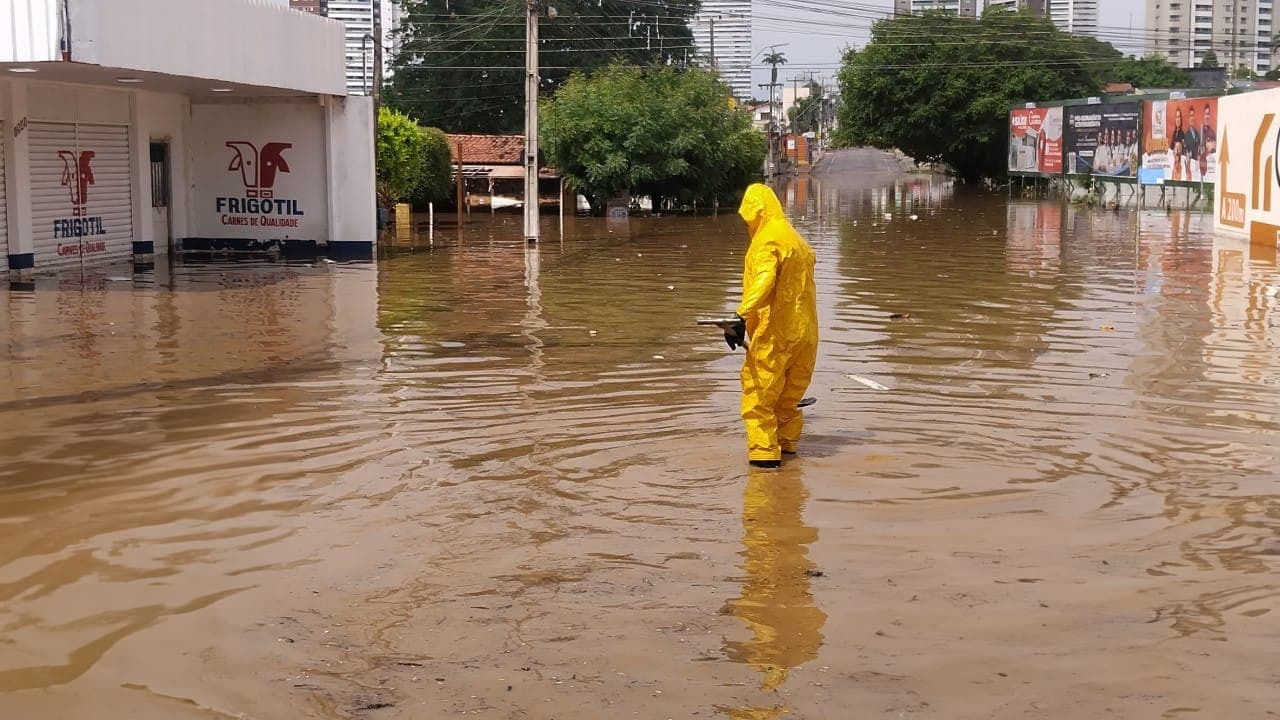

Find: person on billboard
<box><xmin>1095</xmin><ymin>129</ymin><xmax>1110</xmax><ymax>174</ymax></box>
<box><xmin>1171</xmin><ymin>108</ymin><xmax>1186</xmax><ymax>182</ymax></box>
<box><xmin>1200</xmin><ymin>103</ymin><xmax>1216</xmax><ymax>180</ymax></box>
<box><xmin>1183</xmin><ymin>108</ymin><xmax>1201</xmax><ymax>181</ymax></box>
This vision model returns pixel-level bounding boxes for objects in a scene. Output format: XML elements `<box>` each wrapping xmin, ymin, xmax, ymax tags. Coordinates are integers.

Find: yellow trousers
<box><xmin>741</xmin><ymin>338</ymin><xmax>818</xmax><ymax>461</ymax></box>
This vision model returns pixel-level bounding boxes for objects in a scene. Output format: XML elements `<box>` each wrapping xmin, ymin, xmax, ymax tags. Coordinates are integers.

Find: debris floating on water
<box><xmin>846</xmin><ymin>374</ymin><xmax>890</xmax><ymax>391</ymax></box>
<box><xmin>889</xmin><ymin>313</ymin><xmax>911</xmax><ymax>320</ymax></box>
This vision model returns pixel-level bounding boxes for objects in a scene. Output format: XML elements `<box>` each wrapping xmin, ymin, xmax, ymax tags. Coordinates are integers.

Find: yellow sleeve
<box><xmin>737</xmin><ymin>239</ymin><xmax>781</xmax><ymax>318</ymax></box>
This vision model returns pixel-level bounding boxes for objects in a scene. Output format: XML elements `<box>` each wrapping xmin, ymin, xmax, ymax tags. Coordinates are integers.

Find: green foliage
<box><xmin>1110</xmin><ymin>55</ymin><xmax>1192</xmax><ymax>88</ymax></box>
<box><xmin>1234</xmin><ymin>64</ymin><xmax>1259</xmax><ymax>80</ymax></box>
<box><xmin>386</xmin><ymin>0</ymin><xmax>699</xmax><ymax>134</ymax></box>
<box><xmin>377</xmin><ymin>108</ymin><xmax>429</xmax><ymax>209</ymax></box>
<box><xmin>834</xmin><ymin>9</ymin><xmax>1159</xmax><ymax>182</ymax></box>
<box><xmin>1200</xmin><ymin>50</ymin><xmax>1220</xmax><ymax>68</ymax></box>
<box><xmin>1265</xmin><ymin>68</ymin><xmax>1280</xmax><ymax>81</ymax></box>
<box><xmin>376</xmin><ymin>108</ymin><xmax>454</xmax><ymax>209</ymax></box>
<box><xmin>788</xmin><ymin>81</ymin><xmax>827</xmax><ymax>134</ymax></box>
<box><xmin>541</xmin><ymin>65</ymin><xmax>765</xmax><ymax>213</ymax></box>
<box><xmin>414</xmin><ymin>126</ymin><xmax>455</xmax><ymax>205</ymax></box>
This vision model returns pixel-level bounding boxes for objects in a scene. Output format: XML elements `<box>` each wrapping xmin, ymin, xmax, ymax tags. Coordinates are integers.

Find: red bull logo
<box><xmin>59</xmin><ymin>150</ymin><xmax>95</xmax><ymax>216</ymax></box>
<box><xmin>218</xmin><ymin>141</ymin><xmax>304</xmax><ymax>227</ymax></box>
<box><xmin>53</xmin><ymin>149</ymin><xmax>108</xmax><ymax>242</ymax></box>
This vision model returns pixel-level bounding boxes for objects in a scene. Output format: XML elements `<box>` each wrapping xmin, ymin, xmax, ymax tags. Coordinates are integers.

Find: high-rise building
<box><xmin>692</xmin><ymin>1</ymin><xmax>752</xmax><ymax>100</ymax></box>
<box><xmin>289</xmin><ymin>0</ymin><xmax>326</xmax><ymax>13</ymax></box>
<box><xmin>324</xmin><ymin>0</ymin><xmax>377</xmax><ymax>95</ymax></box>
<box><xmin>1046</xmin><ymin>0</ymin><xmax>1097</xmax><ymax>37</ymax></box>
<box><xmin>1145</xmin><ymin>0</ymin><xmax>1275</xmax><ymax>74</ymax></box>
<box><xmin>893</xmin><ymin>0</ymin><xmax>979</xmax><ymax>17</ymax></box>
<box><xmin>984</xmin><ymin>0</ymin><xmax>1046</xmax><ymax>15</ymax></box>
<box><xmin>290</xmin><ymin>0</ymin><xmax>385</xmax><ymax>95</ymax></box>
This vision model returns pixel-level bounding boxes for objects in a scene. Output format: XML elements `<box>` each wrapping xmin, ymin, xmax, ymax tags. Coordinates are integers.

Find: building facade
<box><xmin>1046</xmin><ymin>0</ymin><xmax>1097</xmax><ymax>37</ymax></box>
<box><xmin>1</xmin><ymin>0</ymin><xmax>375</xmax><ymax>278</ymax></box>
<box><xmin>985</xmin><ymin>0</ymin><xmax>1046</xmax><ymax>15</ymax></box>
<box><xmin>893</xmin><ymin>0</ymin><xmax>979</xmax><ymax>17</ymax></box>
<box><xmin>1145</xmin><ymin>0</ymin><xmax>1275</xmax><ymax>74</ymax></box>
<box><xmin>289</xmin><ymin>0</ymin><xmax>327</xmax><ymax>13</ymax></box>
<box><xmin>692</xmin><ymin>0</ymin><xmax>752</xmax><ymax>100</ymax></box>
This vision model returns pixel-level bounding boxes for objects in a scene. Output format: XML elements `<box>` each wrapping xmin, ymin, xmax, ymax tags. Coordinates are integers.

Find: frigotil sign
<box><xmin>217</xmin><ymin>141</ymin><xmax>305</xmax><ymax>228</ymax></box>
<box><xmin>53</xmin><ymin>150</ymin><xmax>109</xmax><ymax>255</ymax></box>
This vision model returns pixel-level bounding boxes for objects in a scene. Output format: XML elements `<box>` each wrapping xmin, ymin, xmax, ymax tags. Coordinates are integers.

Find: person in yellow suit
<box><xmin>724</xmin><ymin>184</ymin><xmax>819</xmax><ymax>468</ymax></box>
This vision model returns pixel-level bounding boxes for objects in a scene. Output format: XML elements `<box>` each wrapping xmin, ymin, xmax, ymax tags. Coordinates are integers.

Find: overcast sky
<box><xmin>750</xmin><ymin>0</ymin><xmax>1147</xmax><ymax>90</ymax></box>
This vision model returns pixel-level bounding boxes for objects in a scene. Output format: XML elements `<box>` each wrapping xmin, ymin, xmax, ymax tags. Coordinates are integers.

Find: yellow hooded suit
<box><xmin>735</xmin><ymin>184</ymin><xmax>819</xmax><ymax>462</ymax></box>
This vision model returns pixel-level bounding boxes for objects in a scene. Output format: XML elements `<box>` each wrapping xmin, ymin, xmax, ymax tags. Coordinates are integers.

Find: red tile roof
<box><xmin>446</xmin><ymin>134</ymin><xmax>524</xmax><ymax>165</ymax></box>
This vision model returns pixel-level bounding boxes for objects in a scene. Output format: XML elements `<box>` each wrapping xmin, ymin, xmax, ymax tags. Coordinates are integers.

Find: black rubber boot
<box><xmin>749</xmin><ymin>459</ymin><xmax>782</xmax><ymax>469</ymax></box>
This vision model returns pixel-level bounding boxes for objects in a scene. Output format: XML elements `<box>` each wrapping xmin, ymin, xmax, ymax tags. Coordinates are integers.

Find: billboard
<box><xmin>1214</xmin><ymin>87</ymin><xmax>1280</xmax><ymax>253</ymax></box>
<box><xmin>1064</xmin><ymin>103</ymin><xmax>1140</xmax><ymax>177</ymax></box>
<box><xmin>1009</xmin><ymin>107</ymin><xmax>1063</xmax><ymax>174</ymax></box>
<box><xmin>1142</xmin><ymin>97</ymin><xmax>1218</xmax><ymax>184</ymax></box>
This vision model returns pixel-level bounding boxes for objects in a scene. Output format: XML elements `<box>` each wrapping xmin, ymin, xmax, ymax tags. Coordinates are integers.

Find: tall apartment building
<box><xmin>290</xmin><ymin>0</ymin><xmax>377</xmax><ymax>95</ymax></box>
<box><xmin>692</xmin><ymin>0</ymin><xmax>753</xmax><ymax>100</ymax></box>
<box><xmin>1046</xmin><ymin>0</ymin><xmax>1098</xmax><ymax>37</ymax></box>
<box><xmin>1146</xmin><ymin>0</ymin><xmax>1274</xmax><ymax>74</ymax></box>
<box><xmin>893</xmin><ymin>0</ymin><xmax>979</xmax><ymax>17</ymax></box>
<box><xmin>985</xmin><ymin>0</ymin><xmax>1046</xmax><ymax>14</ymax></box>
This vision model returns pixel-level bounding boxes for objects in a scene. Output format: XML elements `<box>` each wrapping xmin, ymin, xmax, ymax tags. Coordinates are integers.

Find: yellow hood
<box><xmin>738</xmin><ymin>183</ymin><xmax>785</xmax><ymax>238</ymax></box>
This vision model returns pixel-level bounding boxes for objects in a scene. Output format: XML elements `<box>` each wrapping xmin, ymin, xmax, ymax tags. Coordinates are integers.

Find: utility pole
<box><xmin>709</xmin><ymin>16</ymin><xmax>716</xmax><ymax>69</ymax></box>
<box><xmin>372</xmin><ymin>0</ymin><xmax>383</xmax><ymax>113</ymax></box>
<box><xmin>524</xmin><ymin>0</ymin><xmax>541</xmax><ymax>244</ymax></box>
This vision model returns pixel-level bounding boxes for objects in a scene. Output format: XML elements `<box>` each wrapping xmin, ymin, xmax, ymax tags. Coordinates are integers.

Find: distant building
<box><xmin>692</xmin><ymin>0</ymin><xmax>753</xmax><ymax>100</ymax></box>
<box><xmin>1046</xmin><ymin>0</ymin><xmax>1097</xmax><ymax>37</ymax></box>
<box><xmin>1145</xmin><ymin>0</ymin><xmax>1275</xmax><ymax>75</ymax></box>
<box><xmin>894</xmin><ymin>0</ymin><xmax>978</xmax><ymax>16</ymax></box>
<box><xmin>289</xmin><ymin>0</ymin><xmax>326</xmax><ymax>13</ymax></box>
<box><xmin>291</xmin><ymin>0</ymin><xmax>403</xmax><ymax>95</ymax></box>
<box><xmin>984</xmin><ymin>0</ymin><xmax>1045</xmax><ymax>15</ymax></box>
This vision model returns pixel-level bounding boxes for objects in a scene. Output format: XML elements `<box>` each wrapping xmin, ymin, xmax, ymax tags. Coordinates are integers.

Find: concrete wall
<box><xmin>133</xmin><ymin>89</ymin><xmax>190</xmax><ymax>250</ymax></box>
<box><xmin>0</xmin><ymin>0</ymin><xmax>60</xmax><ymax>63</ymax></box>
<box><xmin>1214</xmin><ymin>87</ymin><xmax>1280</xmax><ymax>252</ymax></box>
<box><xmin>188</xmin><ymin>99</ymin><xmax>330</xmax><ymax>243</ymax></box>
<box><xmin>325</xmin><ymin>95</ymin><xmax>375</xmax><ymax>247</ymax></box>
<box><xmin>67</xmin><ymin>0</ymin><xmax>346</xmax><ymax>96</ymax></box>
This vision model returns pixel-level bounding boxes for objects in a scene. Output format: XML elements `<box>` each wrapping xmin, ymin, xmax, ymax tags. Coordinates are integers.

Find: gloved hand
<box><xmin>723</xmin><ymin>314</ymin><xmax>747</xmax><ymax>350</ymax></box>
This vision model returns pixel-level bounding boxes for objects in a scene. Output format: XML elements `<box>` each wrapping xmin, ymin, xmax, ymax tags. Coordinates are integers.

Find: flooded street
<box><xmin>2</xmin><ymin>148</ymin><xmax>1279</xmax><ymax>719</ymax></box>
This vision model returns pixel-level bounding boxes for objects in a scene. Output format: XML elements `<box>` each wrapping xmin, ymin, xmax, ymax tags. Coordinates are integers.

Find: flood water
<box><xmin>2</xmin><ymin>149</ymin><xmax>1279</xmax><ymax>719</ymax></box>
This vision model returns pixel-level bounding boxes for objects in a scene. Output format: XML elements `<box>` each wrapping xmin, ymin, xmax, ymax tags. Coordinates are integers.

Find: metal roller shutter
<box><xmin>0</xmin><ymin>123</ymin><xmax>7</xmax><ymax>262</ymax></box>
<box><xmin>31</xmin><ymin>122</ymin><xmax>134</xmax><ymax>270</ymax></box>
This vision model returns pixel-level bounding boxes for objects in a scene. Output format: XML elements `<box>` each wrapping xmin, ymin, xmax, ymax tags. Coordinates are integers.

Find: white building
<box><xmin>692</xmin><ymin>0</ymin><xmax>752</xmax><ymax>100</ymax></box>
<box><xmin>1046</xmin><ymin>0</ymin><xmax>1098</xmax><ymax>37</ymax></box>
<box><xmin>984</xmin><ymin>0</ymin><xmax>1045</xmax><ymax>14</ymax></box>
<box><xmin>1145</xmin><ymin>0</ymin><xmax>1275</xmax><ymax>74</ymax></box>
<box><xmin>325</xmin><ymin>0</ymin><xmax>378</xmax><ymax>95</ymax></box>
<box><xmin>894</xmin><ymin>0</ymin><xmax>979</xmax><ymax>17</ymax></box>
<box><xmin>1</xmin><ymin>0</ymin><xmax>376</xmax><ymax>278</ymax></box>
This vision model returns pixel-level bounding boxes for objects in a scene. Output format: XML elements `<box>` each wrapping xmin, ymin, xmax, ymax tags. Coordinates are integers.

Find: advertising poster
<box><xmin>1008</xmin><ymin>107</ymin><xmax>1063</xmax><ymax>174</ymax></box>
<box><xmin>1142</xmin><ymin>97</ymin><xmax>1217</xmax><ymax>183</ymax></box>
<box><xmin>1064</xmin><ymin>103</ymin><xmax>1140</xmax><ymax>177</ymax></box>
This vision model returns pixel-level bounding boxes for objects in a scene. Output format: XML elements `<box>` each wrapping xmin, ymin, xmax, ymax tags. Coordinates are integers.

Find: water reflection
<box><xmin>721</xmin><ymin>471</ymin><xmax>825</xmax><ymax>715</ymax></box>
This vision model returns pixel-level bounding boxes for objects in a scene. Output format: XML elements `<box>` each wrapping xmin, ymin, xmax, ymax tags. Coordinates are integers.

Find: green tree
<box><xmin>1234</xmin><ymin>64</ymin><xmax>1259</xmax><ymax>80</ymax></box>
<box><xmin>386</xmin><ymin>0</ymin><xmax>699</xmax><ymax>134</ymax></box>
<box><xmin>414</xmin><ymin>126</ymin><xmax>455</xmax><ymax>206</ymax></box>
<box><xmin>788</xmin><ymin>81</ymin><xmax>826</xmax><ymax>134</ymax></box>
<box><xmin>1201</xmin><ymin>49</ymin><xmax>1220</xmax><ymax>68</ymax></box>
<box><xmin>377</xmin><ymin>108</ymin><xmax>429</xmax><ymax>210</ymax></box>
<box><xmin>541</xmin><ymin>65</ymin><xmax>765</xmax><ymax>214</ymax></box>
<box><xmin>834</xmin><ymin>9</ymin><xmax>1122</xmax><ymax>182</ymax></box>
<box><xmin>1109</xmin><ymin>55</ymin><xmax>1192</xmax><ymax>88</ymax></box>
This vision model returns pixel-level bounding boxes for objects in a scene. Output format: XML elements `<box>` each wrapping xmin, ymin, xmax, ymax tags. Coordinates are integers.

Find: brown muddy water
<box><xmin>2</xmin><ymin>149</ymin><xmax>1279</xmax><ymax>719</ymax></box>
